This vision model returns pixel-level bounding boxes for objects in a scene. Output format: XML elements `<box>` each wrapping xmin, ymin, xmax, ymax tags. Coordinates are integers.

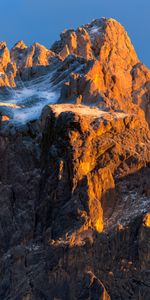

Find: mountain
<box><xmin>0</xmin><ymin>18</ymin><xmax>150</xmax><ymax>126</ymax></box>
<box><xmin>0</xmin><ymin>18</ymin><xmax>150</xmax><ymax>299</ymax></box>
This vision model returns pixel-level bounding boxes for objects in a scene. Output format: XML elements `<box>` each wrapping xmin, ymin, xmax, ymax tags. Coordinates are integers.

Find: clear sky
<box><xmin>0</xmin><ymin>0</ymin><xmax>149</xmax><ymax>67</ymax></box>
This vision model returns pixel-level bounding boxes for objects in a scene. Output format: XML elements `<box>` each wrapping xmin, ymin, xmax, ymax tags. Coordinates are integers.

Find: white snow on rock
<box><xmin>0</xmin><ymin>72</ymin><xmax>60</xmax><ymax>124</ymax></box>
<box><xmin>105</xmin><ymin>182</ymin><xmax>150</xmax><ymax>231</ymax></box>
<box><xmin>88</xmin><ymin>25</ymin><xmax>103</xmax><ymax>39</ymax></box>
<box><xmin>90</xmin><ymin>26</ymin><xmax>100</xmax><ymax>34</ymax></box>
<box><xmin>47</xmin><ymin>103</ymin><xmax>128</xmax><ymax>119</ymax></box>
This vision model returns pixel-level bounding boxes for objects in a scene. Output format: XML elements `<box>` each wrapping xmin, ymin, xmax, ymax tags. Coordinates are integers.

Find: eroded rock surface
<box><xmin>0</xmin><ymin>42</ymin><xmax>16</xmax><ymax>87</ymax></box>
<box><xmin>51</xmin><ymin>18</ymin><xmax>150</xmax><ymax>126</ymax></box>
<box><xmin>0</xmin><ymin>104</ymin><xmax>149</xmax><ymax>299</ymax></box>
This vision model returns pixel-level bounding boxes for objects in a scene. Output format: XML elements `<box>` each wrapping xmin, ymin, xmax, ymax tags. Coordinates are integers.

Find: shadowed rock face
<box><xmin>0</xmin><ymin>104</ymin><xmax>150</xmax><ymax>299</ymax></box>
<box><xmin>0</xmin><ymin>18</ymin><xmax>150</xmax><ymax>299</ymax></box>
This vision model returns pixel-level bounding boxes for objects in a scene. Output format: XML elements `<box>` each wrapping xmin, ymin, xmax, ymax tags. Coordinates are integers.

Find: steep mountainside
<box><xmin>0</xmin><ymin>18</ymin><xmax>150</xmax><ymax>300</ymax></box>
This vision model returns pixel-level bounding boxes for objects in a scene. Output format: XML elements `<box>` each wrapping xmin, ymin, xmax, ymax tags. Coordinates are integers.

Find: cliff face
<box><xmin>51</xmin><ymin>18</ymin><xmax>150</xmax><ymax>125</ymax></box>
<box><xmin>0</xmin><ymin>18</ymin><xmax>150</xmax><ymax>300</ymax></box>
<box><xmin>0</xmin><ymin>104</ymin><xmax>150</xmax><ymax>299</ymax></box>
<box><xmin>10</xmin><ymin>41</ymin><xmax>60</xmax><ymax>81</ymax></box>
<box><xmin>0</xmin><ymin>42</ymin><xmax>16</xmax><ymax>87</ymax></box>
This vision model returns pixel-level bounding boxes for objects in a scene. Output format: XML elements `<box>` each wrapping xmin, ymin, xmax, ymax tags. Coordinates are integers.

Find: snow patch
<box><xmin>0</xmin><ymin>72</ymin><xmax>60</xmax><ymax>124</ymax></box>
<box><xmin>48</xmin><ymin>104</ymin><xmax>127</xmax><ymax>119</ymax></box>
<box><xmin>88</xmin><ymin>25</ymin><xmax>104</xmax><ymax>40</ymax></box>
<box><xmin>105</xmin><ymin>183</ymin><xmax>150</xmax><ymax>231</ymax></box>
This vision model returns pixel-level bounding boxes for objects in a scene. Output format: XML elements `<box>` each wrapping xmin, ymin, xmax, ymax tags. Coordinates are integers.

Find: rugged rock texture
<box><xmin>0</xmin><ymin>42</ymin><xmax>16</xmax><ymax>87</ymax></box>
<box><xmin>10</xmin><ymin>40</ymin><xmax>27</xmax><ymax>71</ymax></box>
<box><xmin>0</xmin><ymin>104</ymin><xmax>150</xmax><ymax>299</ymax></box>
<box><xmin>40</xmin><ymin>104</ymin><xmax>150</xmax><ymax>237</ymax></box>
<box><xmin>52</xmin><ymin>18</ymin><xmax>150</xmax><ymax>125</ymax></box>
<box><xmin>0</xmin><ymin>17</ymin><xmax>150</xmax><ymax>127</ymax></box>
<box><xmin>51</xmin><ymin>27</ymin><xmax>94</xmax><ymax>60</ymax></box>
<box><xmin>10</xmin><ymin>41</ymin><xmax>60</xmax><ymax>80</ymax></box>
<box><xmin>0</xmin><ymin>17</ymin><xmax>150</xmax><ymax>299</ymax></box>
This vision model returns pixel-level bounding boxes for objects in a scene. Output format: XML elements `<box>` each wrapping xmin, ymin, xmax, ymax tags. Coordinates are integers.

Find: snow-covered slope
<box><xmin>0</xmin><ymin>72</ymin><xmax>60</xmax><ymax>124</ymax></box>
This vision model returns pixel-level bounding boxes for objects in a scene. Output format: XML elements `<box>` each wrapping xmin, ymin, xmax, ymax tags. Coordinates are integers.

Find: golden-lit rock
<box><xmin>40</xmin><ymin>104</ymin><xmax>150</xmax><ymax>239</ymax></box>
<box><xmin>11</xmin><ymin>41</ymin><xmax>57</xmax><ymax>71</ymax></box>
<box><xmin>83</xmin><ymin>271</ymin><xmax>111</xmax><ymax>300</ymax></box>
<box><xmin>22</xmin><ymin>43</ymin><xmax>57</xmax><ymax>68</ymax></box>
<box><xmin>0</xmin><ymin>41</ymin><xmax>16</xmax><ymax>87</ymax></box>
<box><xmin>0</xmin><ymin>17</ymin><xmax>150</xmax><ymax>129</ymax></box>
<box><xmin>117</xmin><ymin>223</ymin><xmax>124</xmax><ymax>231</ymax></box>
<box><xmin>139</xmin><ymin>213</ymin><xmax>150</xmax><ymax>270</ymax></box>
<box><xmin>143</xmin><ymin>213</ymin><xmax>150</xmax><ymax>227</ymax></box>
<box><xmin>1</xmin><ymin>115</ymin><xmax>10</xmax><ymax>122</ymax></box>
<box><xmin>82</xmin><ymin>18</ymin><xmax>139</xmax><ymax>112</ymax></box>
<box><xmin>10</xmin><ymin>40</ymin><xmax>27</xmax><ymax>71</ymax></box>
<box><xmin>10</xmin><ymin>41</ymin><xmax>61</xmax><ymax>80</ymax></box>
<box><xmin>52</xmin><ymin>28</ymin><xmax>94</xmax><ymax>60</ymax></box>
<box><xmin>56</xmin><ymin>18</ymin><xmax>150</xmax><ymax>127</ymax></box>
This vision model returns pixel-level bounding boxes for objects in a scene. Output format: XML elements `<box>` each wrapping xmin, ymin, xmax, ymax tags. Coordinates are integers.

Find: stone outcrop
<box><xmin>79</xmin><ymin>271</ymin><xmax>111</xmax><ymax>300</ymax></box>
<box><xmin>0</xmin><ymin>40</ymin><xmax>61</xmax><ymax>86</ymax></box>
<box><xmin>53</xmin><ymin>18</ymin><xmax>150</xmax><ymax>125</ymax></box>
<box><xmin>10</xmin><ymin>40</ymin><xmax>27</xmax><ymax>71</ymax></box>
<box><xmin>0</xmin><ymin>103</ymin><xmax>149</xmax><ymax>298</ymax></box>
<box><xmin>0</xmin><ymin>42</ymin><xmax>16</xmax><ymax>87</ymax></box>
<box><xmin>51</xmin><ymin>27</ymin><xmax>94</xmax><ymax>60</ymax></box>
<box><xmin>11</xmin><ymin>41</ymin><xmax>60</xmax><ymax>80</ymax></box>
<box><xmin>39</xmin><ymin>105</ymin><xmax>150</xmax><ymax>237</ymax></box>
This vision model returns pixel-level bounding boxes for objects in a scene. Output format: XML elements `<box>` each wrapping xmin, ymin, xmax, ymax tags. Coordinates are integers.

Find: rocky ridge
<box><xmin>0</xmin><ymin>18</ymin><xmax>150</xmax><ymax>299</ymax></box>
<box><xmin>0</xmin><ymin>18</ymin><xmax>150</xmax><ymax>126</ymax></box>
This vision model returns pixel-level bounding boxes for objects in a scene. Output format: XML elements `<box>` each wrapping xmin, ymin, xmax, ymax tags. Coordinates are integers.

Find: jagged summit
<box><xmin>1</xmin><ymin>17</ymin><xmax>140</xmax><ymax>78</ymax></box>
<box><xmin>12</xmin><ymin>40</ymin><xmax>27</xmax><ymax>50</ymax></box>
<box><xmin>51</xmin><ymin>17</ymin><xmax>138</xmax><ymax>61</ymax></box>
<box><xmin>0</xmin><ymin>17</ymin><xmax>149</xmax><ymax>126</ymax></box>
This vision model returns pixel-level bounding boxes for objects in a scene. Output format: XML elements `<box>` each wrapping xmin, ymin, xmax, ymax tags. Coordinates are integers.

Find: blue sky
<box><xmin>0</xmin><ymin>0</ymin><xmax>149</xmax><ymax>66</ymax></box>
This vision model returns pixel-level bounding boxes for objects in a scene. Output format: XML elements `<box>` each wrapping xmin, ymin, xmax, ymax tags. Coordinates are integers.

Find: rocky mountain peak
<box><xmin>10</xmin><ymin>40</ymin><xmax>27</xmax><ymax>71</ymax></box>
<box><xmin>51</xmin><ymin>17</ymin><xmax>138</xmax><ymax>63</ymax></box>
<box><xmin>0</xmin><ymin>42</ymin><xmax>10</xmax><ymax>66</ymax></box>
<box><xmin>0</xmin><ymin>17</ymin><xmax>149</xmax><ymax>125</ymax></box>
<box><xmin>86</xmin><ymin>17</ymin><xmax>138</xmax><ymax>64</ymax></box>
<box><xmin>56</xmin><ymin>18</ymin><xmax>150</xmax><ymax>126</ymax></box>
<box><xmin>0</xmin><ymin>41</ymin><xmax>16</xmax><ymax>87</ymax></box>
<box><xmin>0</xmin><ymin>41</ymin><xmax>7</xmax><ymax>50</ymax></box>
<box><xmin>0</xmin><ymin>17</ymin><xmax>150</xmax><ymax>300</ymax></box>
<box><xmin>24</xmin><ymin>42</ymin><xmax>55</xmax><ymax>67</ymax></box>
<box><xmin>12</xmin><ymin>40</ymin><xmax>27</xmax><ymax>50</ymax></box>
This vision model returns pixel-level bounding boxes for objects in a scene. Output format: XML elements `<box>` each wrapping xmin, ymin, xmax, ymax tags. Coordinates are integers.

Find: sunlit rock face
<box><xmin>40</xmin><ymin>104</ymin><xmax>150</xmax><ymax>237</ymax></box>
<box><xmin>53</xmin><ymin>18</ymin><xmax>150</xmax><ymax>125</ymax></box>
<box><xmin>0</xmin><ymin>17</ymin><xmax>150</xmax><ymax>126</ymax></box>
<box><xmin>10</xmin><ymin>41</ymin><xmax>60</xmax><ymax>80</ymax></box>
<box><xmin>131</xmin><ymin>63</ymin><xmax>150</xmax><ymax>125</ymax></box>
<box><xmin>84</xmin><ymin>18</ymin><xmax>139</xmax><ymax>107</ymax></box>
<box><xmin>10</xmin><ymin>40</ymin><xmax>27</xmax><ymax>71</ymax></box>
<box><xmin>51</xmin><ymin>27</ymin><xmax>94</xmax><ymax>60</ymax></box>
<box><xmin>0</xmin><ymin>17</ymin><xmax>150</xmax><ymax>299</ymax></box>
<box><xmin>0</xmin><ymin>42</ymin><xmax>16</xmax><ymax>87</ymax></box>
<box><xmin>23</xmin><ymin>43</ymin><xmax>57</xmax><ymax>67</ymax></box>
<box><xmin>51</xmin><ymin>17</ymin><xmax>138</xmax><ymax>63</ymax></box>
